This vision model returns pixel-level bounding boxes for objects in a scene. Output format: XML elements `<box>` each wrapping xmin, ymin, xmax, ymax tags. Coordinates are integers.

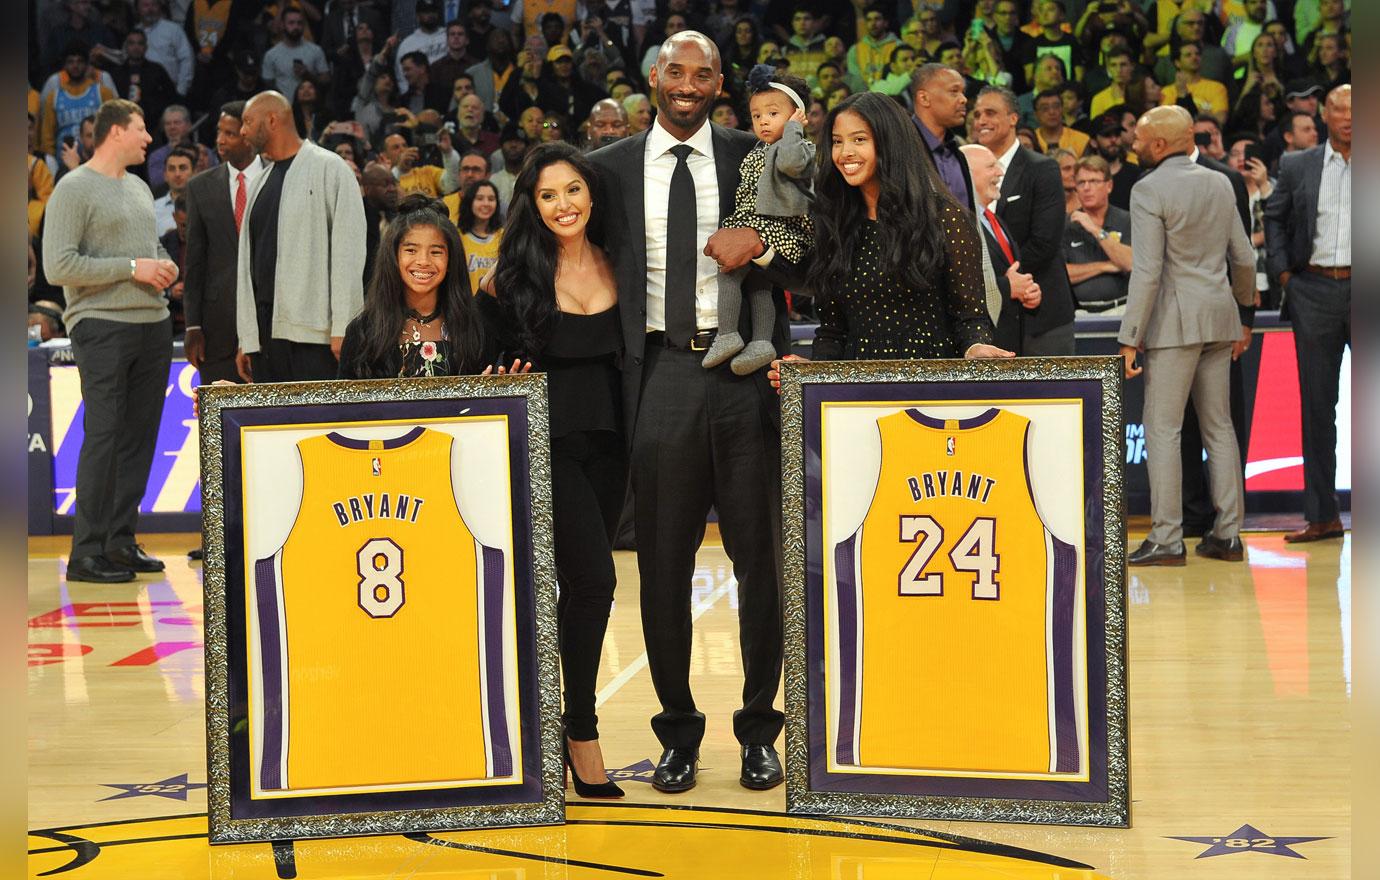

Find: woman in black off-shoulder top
<box><xmin>484</xmin><ymin>142</ymin><xmax>627</xmax><ymax>800</ymax></box>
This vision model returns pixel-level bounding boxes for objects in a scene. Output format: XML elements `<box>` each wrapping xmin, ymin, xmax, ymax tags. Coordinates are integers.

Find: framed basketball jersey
<box><xmin>200</xmin><ymin>376</ymin><xmax>563</xmax><ymax>843</ymax></box>
<box><xmin>778</xmin><ymin>358</ymin><xmax>1130</xmax><ymax>827</ymax></box>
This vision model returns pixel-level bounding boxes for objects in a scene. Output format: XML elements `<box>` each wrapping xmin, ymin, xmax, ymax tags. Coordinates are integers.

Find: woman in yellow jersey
<box><xmin>458</xmin><ymin>180</ymin><xmax>505</xmax><ymax>295</ymax></box>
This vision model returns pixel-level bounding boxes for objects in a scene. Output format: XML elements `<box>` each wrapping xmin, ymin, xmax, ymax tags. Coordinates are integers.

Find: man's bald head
<box><xmin>242</xmin><ymin>91</ymin><xmax>297</xmax><ymax>158</ymax></box>
<box><xmin>588</xmin><ymin>98</ymin><xmax>629</xmax><ymax>144</ymax></box>
<box><xmin>1324</xmin><ymin>83</ymin><xmax>1350</xmax><ymax>151</ymax></box>
<box><xmin>361</xmin><ymin>161</ymin><xmax>399</xmax><ymax>210</ymax></box>
<box><xmin>246</xmin><ymin>90</ymin><xmax>291</xmax><ymax>119</ymax></box>
<box><xmin>959</xmin><ymin>143</ymin><xmax>1003</xmax><ymax>205</ymax></box>
<box><xmin>1133</xmin><ymin>105</ymin><xmax>1193</xmax><ymax>165</ymax></box>
<box><xmin>655</xmin><ymin>31</ymin><xmax>720</xmax><ymax>76</ymax></box>
<box><xmin>649</xmin><ymin>30</ymin><xmax>722</xmax><ymax>140</ymax></box>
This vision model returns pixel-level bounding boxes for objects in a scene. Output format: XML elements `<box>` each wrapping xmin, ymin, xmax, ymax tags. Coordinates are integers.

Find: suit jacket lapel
<box><xmin>710</xmin><ymin>122</ymin><xmax>738</xmax><ymax>221</ymax></box>
<box><xmin>1303</xmin><ymin>146</ymin><xmax>1324</xmax><ymax>252</ymax></box>
<box><xmin>619</xmin><ymin>130</ymin><xmax>649</xmax><ymax>290</ymax></box>
<box><xmin>998</xmin><ymin>148</ymin><xmax>1024</xmax><ymax>215</ymax></box>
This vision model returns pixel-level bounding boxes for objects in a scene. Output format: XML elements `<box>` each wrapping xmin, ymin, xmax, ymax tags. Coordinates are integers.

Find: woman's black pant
<box><xmin>551</xmin><ymin>429</ymin><xmax>627</xmax><ymax>741</ymax></box>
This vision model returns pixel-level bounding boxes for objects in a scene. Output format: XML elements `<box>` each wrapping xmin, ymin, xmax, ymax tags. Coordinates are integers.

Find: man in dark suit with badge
<box><xmin>972</xmin><ymin>86</ymin><xmax>1076</xmax><ymax>355</ymax></box>
<box><xmin>588</xmin><ymin>31</ymin><xmax>802</xmax><ymax>795</ymax></box>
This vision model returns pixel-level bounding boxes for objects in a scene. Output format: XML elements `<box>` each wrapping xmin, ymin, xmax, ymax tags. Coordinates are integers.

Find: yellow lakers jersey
<box><xmin>251</xmin><ymin>426</ymin><xmax>513</xmax><ymax>793</ymax></box>
<box><xmin>831</xmin><ymin>408</ymin><xmax>1079</xmax><ymax>775</ymax></box>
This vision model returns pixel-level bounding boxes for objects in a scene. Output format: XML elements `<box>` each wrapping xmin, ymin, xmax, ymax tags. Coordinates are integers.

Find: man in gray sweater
<box><xmin>43</xmin><ymin>98</ymin><xmax>180</xmax><ymax>583</ymax></box>
<box><xmin>234</xmin><ymin>91</ymin><xmax>366</xmax><ymax>382</ymax></box>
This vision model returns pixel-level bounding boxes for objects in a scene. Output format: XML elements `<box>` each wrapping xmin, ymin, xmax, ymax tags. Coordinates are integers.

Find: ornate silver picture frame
<box><xmin>779</xmin><ymin>357</ymin><xmax>1130</xmax><ymax>827</ymax></box>
<box><xmin>200</xmin><ymin>376</ymin><xmax>564</xmax><ymax>843</ymax></box>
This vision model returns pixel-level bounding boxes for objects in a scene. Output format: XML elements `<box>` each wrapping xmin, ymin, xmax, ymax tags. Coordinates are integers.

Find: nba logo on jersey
<box><xmin>830</xmin><ymin>407</ymin><xmax>1081</xmax><ymax>777</ymax></box>
<box><xmin>371</xmin><ymin>456</ymin><xmax>381</xmax><ymax>476</ymax></box>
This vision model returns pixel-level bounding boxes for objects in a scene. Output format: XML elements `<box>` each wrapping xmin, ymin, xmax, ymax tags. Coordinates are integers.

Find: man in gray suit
<box><xmin>1118</xmin><ymin>106</ymin><xmax>1257</xmax><ymax>566</ymax></box>
<box><xmin>1264</xmin><ymin>84</ymin><xmax>1350</xmax><ymax>543</ymax></box>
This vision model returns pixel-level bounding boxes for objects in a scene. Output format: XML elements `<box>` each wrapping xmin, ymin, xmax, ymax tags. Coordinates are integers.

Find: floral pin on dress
<box><xmin>399</xmin><ymin>309</ymin><xmax>452</xmax><ymax>378</ymax></box>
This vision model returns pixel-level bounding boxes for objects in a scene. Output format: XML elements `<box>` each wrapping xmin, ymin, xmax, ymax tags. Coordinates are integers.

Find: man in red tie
<box><xmin>182</xmin><ymin>100</ymin><xmax>265</xmax><ymax>560</ymax></box>
<box><xmin>183</xmin><ymin>100</ymin><xmax>264</xmax><ymax>385</ymax></box>
<box><xmin>960</xmin><ymin>142</ymin><xmax>1042</xmax><ymax>349</ymax></box>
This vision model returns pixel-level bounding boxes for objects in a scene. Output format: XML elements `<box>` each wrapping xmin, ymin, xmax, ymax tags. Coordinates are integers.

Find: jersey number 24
<box><xmin>897</xmin><ymin>515</ymin><xmax>1000</xmax><ymax>600</ymax></box>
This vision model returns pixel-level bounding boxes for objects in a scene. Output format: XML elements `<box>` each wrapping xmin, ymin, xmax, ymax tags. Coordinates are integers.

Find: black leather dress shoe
<box><xmin>105</xmin><ymin>544</ymin><xmax>165</xmax><ymax>573</ymax></box>
<box><xmin>66</xmin><ymin>555</ymin><xmax>135</xmax><ymax>583</ymax></box>
<box><xmin>740</xmin><ymin>744</ymin><xmax>784</xmax><ymax>790</ymax></box>
<box><xmin>187</xmin><ymin>547</ymin><xmax>204</xmax><ymax>561</ymax></box>
<box><xmin>652</xmin><ymin>748</ymin><xmax>698</xmax><ymax>793</ymax></box>
<box><xmin>1128</xmin><ymin>539</ymin><xmax>1186</xmax><ymax>566</ymax></box>
<box><xmin>1195</xmin><ymin>534</ymin><xmax>1244</xmax><ymax>561</ymax></box>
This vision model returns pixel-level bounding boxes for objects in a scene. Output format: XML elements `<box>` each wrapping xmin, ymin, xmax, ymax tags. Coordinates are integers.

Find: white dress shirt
<box><xmin>1310</xmin><ymin>140</ymin><xmax>1351</xmax><ymax>267</ymax></box>
<box><xmin>227</xmin><ymin>156</ymin><xmax>268</xmax><ymax>209</ymax></box>
<box><xmin>643</xmin><ymin>119</ymin><xmax>721</xmax><ymax>333</ymax></box>
<box><xmin>154</xmin><ymin>193</ymin><xmax>177</xmax><ymax>239</ymax></box>
<box><xmin>986</xmin><ymin>137</ymin><xmax>1020</xmax><ymax>211</ymax></box>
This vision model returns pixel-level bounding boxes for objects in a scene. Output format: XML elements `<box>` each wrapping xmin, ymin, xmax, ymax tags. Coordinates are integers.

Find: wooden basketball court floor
<box><xmin>27</xmin><ymin>527</ymin><xmax>1350</xmax><ymax>879</ymax></box>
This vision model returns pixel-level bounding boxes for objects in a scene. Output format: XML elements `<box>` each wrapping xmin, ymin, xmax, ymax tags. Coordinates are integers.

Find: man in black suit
<box><xmin>960</xmin><ymin>142</ymin><xmax>1044</xmax><ymax>347</ymax></box>
<box><xmin>182</xmin><ymin>101</ymin><xmax>264</xmax><ymax>560</ymax></box>
<box><xmin>1178</xmin><ymin>133</ymin><xmax>1257</xmax><ymax>537</ymax></box>
<box><xmin>972</xmin><ymin>86</ymin><xmax>1076</xmax><ymax>355</ymax></box>
<box><xmin>184</xmin><ymin>100</ymin><xmax>264</xmax><ymax>384</ymax></box>
<box><xmin>1264</xmin><ymin>84</ymin><xmax>1350</xmax><ymax>543</ymax></box>
<box><xmin>588</xmin><ymin>31</ymin><xmax>801</xmax><ymax>795</ymax></box>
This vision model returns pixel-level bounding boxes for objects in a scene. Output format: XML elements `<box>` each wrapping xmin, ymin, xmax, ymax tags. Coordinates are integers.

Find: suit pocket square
<box><xmin>1005</xmin><ymin>194</ymin><xmax>1022</xmax><ymax>202</ymax></box>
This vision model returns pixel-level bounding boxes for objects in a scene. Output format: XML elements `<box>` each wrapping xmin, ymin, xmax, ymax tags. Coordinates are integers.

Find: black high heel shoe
<box><xmin>563</xmin><ymin>738</ymin><xmax>625</xmax><ymax>799</ymax></box>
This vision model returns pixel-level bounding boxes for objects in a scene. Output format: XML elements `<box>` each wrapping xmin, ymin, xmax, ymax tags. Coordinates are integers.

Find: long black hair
<box><xmin>811</xmin><ymin>91</ymin><xmax>954</xmax><ymax>303</ymax></box>
<box><xmin>345</xmin><ymin>193</ymin><xmax>488</xmax><ymax>378</ymax></box>
<box><xmin>492</xmin><ymin>141</ymin><xmax>606</xmax><ymax>357</ymax></box>
<box><xmin>457</xmin><ymin>179</ymin><xmax>504</xmax><ymax>235</ymax></box>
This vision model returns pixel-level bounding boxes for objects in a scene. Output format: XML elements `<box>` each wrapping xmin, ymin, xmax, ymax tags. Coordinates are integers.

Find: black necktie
<box><xmin>665</xmin><ymin>143</ymin><xmax>698</xmax><ymax>346</ymax></box>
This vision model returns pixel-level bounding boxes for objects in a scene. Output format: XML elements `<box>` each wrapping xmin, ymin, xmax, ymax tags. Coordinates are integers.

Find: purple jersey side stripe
<box><xmin>482</xmin><ymin>544</ymin><xmax>513</xmax><ymax>778</ymax></box>
<box><xmin>834</xmin><ymin>535</ymin><xmax>860</xmax><ymax>767</ymax></box>
<box><xmin>1051</xmin><ymin>536</ymin><xmax>1079</xmax><ymax>773</ymax></box>
<box><xmin>254</xmin><ymin>556</ymin><xmax>284</xmax><ymax>791</ymax></box>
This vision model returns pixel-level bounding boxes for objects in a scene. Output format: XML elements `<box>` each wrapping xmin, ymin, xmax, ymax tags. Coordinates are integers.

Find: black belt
<box><xmin>647</xmin><ymin>328</ymin><xmax>717</xmax><ymax>352</ymax></box>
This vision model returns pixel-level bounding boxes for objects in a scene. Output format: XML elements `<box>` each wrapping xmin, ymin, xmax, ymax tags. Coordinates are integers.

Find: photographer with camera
<box><xmin>382</xmin><ymin>123</ymin><xmax>446</xmax><ymax>198</ymax></box>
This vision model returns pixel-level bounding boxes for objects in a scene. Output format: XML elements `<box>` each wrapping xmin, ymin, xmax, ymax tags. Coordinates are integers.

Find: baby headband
<box><xmin>767</xmin><ymin>81</ymin><xmax>806</xmax><ymax>112</ymax></box>
<box><xmin>748</xmin><ymin>63</ymin><xmax>805</xmax><ymax>112</ymax></box>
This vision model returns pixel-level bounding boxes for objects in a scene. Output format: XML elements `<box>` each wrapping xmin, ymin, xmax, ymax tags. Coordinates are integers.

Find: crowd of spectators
<box><xmin>27</xmin><ymin>0</ymin><xmax>1350</xmax><ymax>334</ymax></box>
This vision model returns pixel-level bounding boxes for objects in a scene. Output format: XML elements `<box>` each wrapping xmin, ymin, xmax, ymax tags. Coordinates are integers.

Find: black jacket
<box><xmin>587</xmin><ymin>124</ymin><xmax>803</xmax><ymax>436</ymax></box>
<box><xmin>993</xmin><ymin>146</ymin><xmax>1076</xmax><ymax>336</ymax></box>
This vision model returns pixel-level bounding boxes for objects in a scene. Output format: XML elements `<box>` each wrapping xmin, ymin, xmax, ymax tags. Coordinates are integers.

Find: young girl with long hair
<box><xmin>809</xmin><ymin>92</ymin><xmax>1010</xmax><ymax>361</ymax></box>
<box><xmin>339</xmin><ymin>194</ymin><xmax>516</xmax><ymax>379</ymax></box>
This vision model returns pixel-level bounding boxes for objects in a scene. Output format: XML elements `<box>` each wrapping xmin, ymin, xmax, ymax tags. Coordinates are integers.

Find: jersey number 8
<box><xmin>357</xmin><ymin>538</ymin><xmax>405</xmax><ymax>617</ymax></box>
<box><xmin>898</xmin><ymin>515</ymin><xmax>1000</xmax><ymax>600</ymax></box>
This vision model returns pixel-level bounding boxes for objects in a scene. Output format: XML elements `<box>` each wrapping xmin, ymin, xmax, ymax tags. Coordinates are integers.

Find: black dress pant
<box><xmin>1181</xmin><ymin>354</ymin><xmax>1248</xmax><ymax>532</ymax></box>
<box><xmin>249</xmin><ymin>337</ymin><xmax>339</xmax><ymax>383</ymax></box>
<box><xmin>67</xmin><ymin>318</ymin><xmax>173</xmax><ymax>559</ymax></box>
<box><xmin>1286</xmin><ymin>272</ymin><xmax>1350</xmax><ymax>523</ymax></box>
<box><xmin>632</xmin><ymin>344</ymin><xmax>785</xmax><ymax>749</ymax></box>
<box><xmin>552</xmin><ymin>429</ymin><xmax>627</xmax><ymax>741</ymax></box>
